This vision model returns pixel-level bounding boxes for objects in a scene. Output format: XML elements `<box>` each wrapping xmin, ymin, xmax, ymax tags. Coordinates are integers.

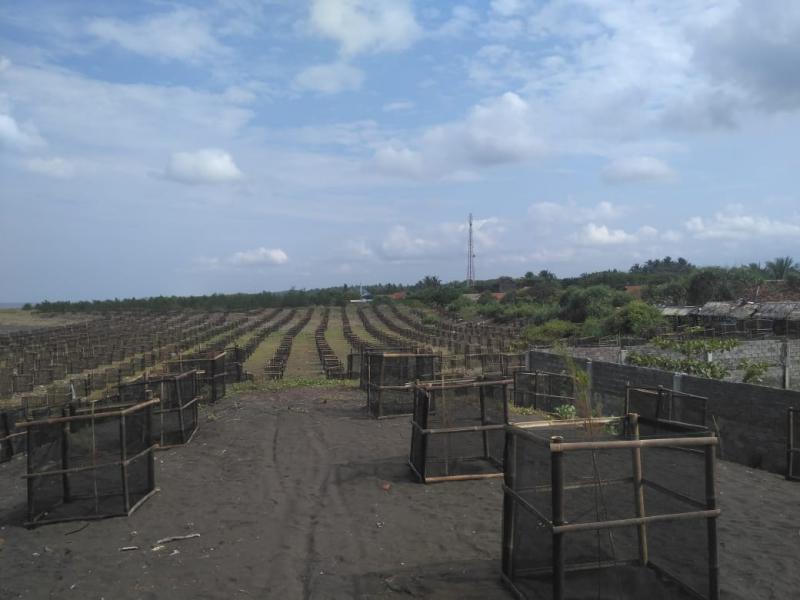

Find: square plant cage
<box><xmin>19</xmin><ymin>399</ymin><xmax>159</xmax><ymax>527</ymax></box>
<box><xmin>365</xmin><ymin>352</ymin><xmax>441</xmax><ymax>419</ymax></box>
<box><xmin>788</xmin><ymin>408</ymin><xmax>800</xmax><ymax>481</ymax></box>
<box><xmin>513</xmin><ymin>371</ymin><xmax>576</xmax><ymax>413</ymax></box>
<box><xmin>502</xmin><ymin>415</ymin><xmax>719</xmax><ymax>600</ymax></box>
<box><xmin>409</xmin><ymin>378</ymin><xmax>511</xmax><ymax>482</ymax></box>
<box><xmin>624</xmin><ymin>385</ymin><xmax>709</xmax><ymax>437</ymax></box>
<box><xmin>117</xmin><ymin>371</ymin><xmax>201</xmax><ymax>448</ymax></box>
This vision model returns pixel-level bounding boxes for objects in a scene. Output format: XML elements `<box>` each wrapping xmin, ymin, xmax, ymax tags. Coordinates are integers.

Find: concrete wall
<box><xmin>561</xmin><ymin>338</ymin><xmax>800</xmax><ymax>390</ymax></box>
<box><xmin>528</xmin><ymin>349</ymin><xmax>799</xmax><ymax>475</ymax></box>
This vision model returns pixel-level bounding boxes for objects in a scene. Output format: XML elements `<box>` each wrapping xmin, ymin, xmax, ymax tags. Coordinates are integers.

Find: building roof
<box><xmin>696</xmin><ymin>302</ymin><xmax>756</xmax><ymax>319</ymax></box>
<box><xmin>661</xmin><ymin>306</ymin><xmax>698</xmax><ymax>317</ymax></box>
<box><xmin>753</xmin><ymin>301</ymin><xmax>800</xmax><ymax>320</ymax></box>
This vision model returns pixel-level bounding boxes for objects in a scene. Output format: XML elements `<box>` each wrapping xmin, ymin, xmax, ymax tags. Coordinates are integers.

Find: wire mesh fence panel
<box><xmin>364</xmin><ymin>353</ymin><xmax>441</xmax><ymax>418</ymax></box>
<box><xmin>409</xmin><ymin>379</ymin><xmax>510</xmax><ymax>482</ymax></box>
<box><xmin>789</xmin><ymin>408</ymin><xmax>800</xmax><ymax>481</ymax></box>
<box><xmin>513</xmin><ymin>371</ymin><xmax>576</xmax><ymax>413</ymax></box>
<box><xmin>21</xmin><ymin>400</ymin><xmax>158</xmax><ymax>526</ymax></box>
<box><xmin>118</xmin><ymin>372</ymin><xmax>200</xmax><ymax>447</ymax></box>
<box><xmin>625</xmin><ymin>386</ymin><xmax>709</xmax><ymax>436</ymax></box>
<box><xmin>502</xmin><ymin>417</ymin><xmax>719</xmax><ymax>600</ymax></box>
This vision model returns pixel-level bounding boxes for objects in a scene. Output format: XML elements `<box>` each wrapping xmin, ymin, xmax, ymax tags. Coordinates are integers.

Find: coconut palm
<box><xmin>765</xmin><ymin>256</ymin><xmax>796</xmax><ymax>280</ymax></box>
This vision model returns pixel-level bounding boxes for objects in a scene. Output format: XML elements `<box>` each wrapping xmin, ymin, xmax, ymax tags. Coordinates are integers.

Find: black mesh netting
<box><xmin>409</xmin><ymin>380</ymin><xmax>509</xmax><ymax>481</ymax></box>
<box><xmin>364</xmin><ymin>353</ymin><xmax>440</xmax><ymax>418</ymax></box>
<box><xmin>626</xmin><ymin>386</ymin><xmax>708</xmax><ymax>436</ymax></box>
<box><xmin>24</xmin><ymin>402</ymin><xmax>156</xmax><ymax>525</ymax></box>
<box><xmin>503</xmin><ymin>420</ymin><xmax>717</xmax><ymax>600</ymax></box>
<box><xmin>513</xmin><ymin>371</ymin><xmax>576</xmax><ymax>413</ymax></box>
<box><xmin>1</xmin><ymin>408</ymin><xmax>26</xmax><ymax>462</ymax></box>
<box><xmin>118</xmin><ymin>372</ymin><xmax>200</xmax><ymax>446</ymax></box>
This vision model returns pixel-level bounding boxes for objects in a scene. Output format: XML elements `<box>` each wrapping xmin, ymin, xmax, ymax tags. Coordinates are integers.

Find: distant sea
<box><xmin>0</xmin><ymin>302</ymin><xmax>25</xmax><ymax>309</ymax></box>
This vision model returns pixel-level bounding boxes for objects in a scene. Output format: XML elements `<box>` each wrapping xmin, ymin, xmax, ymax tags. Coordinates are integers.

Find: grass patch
<box><xmin>230</xmin><ymin>377</ymin><xmax>358</xmax><ymax>392</ymax></box>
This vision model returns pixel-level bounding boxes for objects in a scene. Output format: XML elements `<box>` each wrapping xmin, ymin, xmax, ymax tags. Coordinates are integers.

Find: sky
<box><xmin>1</xmin><ymin>0</ymin><xmax>800</xmax><ymax>302</ymax></box>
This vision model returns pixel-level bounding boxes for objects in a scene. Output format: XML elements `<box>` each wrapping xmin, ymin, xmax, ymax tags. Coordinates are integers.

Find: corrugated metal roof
<box><xmin>754</xmin><ymin>302</ymin><xmax>800</xmax><ymax>320</ymax></box>
<box><xmin>661</xmin><ymin>306</ymin><xmax>698</xmax><ymax>316</ymax></box>
<box><xmin>696</xmin><ymin>302</ymin><xmax>736</xmax><ymax>317</ymax></box>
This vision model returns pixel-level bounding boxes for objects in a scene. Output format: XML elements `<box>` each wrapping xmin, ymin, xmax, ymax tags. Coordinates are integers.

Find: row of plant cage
<box><xmin>7</xmin><ymin>368</ymin><xmax>209</xmax><ymax>526</ymax></box>
<box><xmin>400</xmin><ymin>374</ymin><xmax>720</xmax><ymax>599</ymax></box>
<box><xmin>314</xmin><ymin>308</ymin><xmax>345</xmax><ymax>379</ymax></box>
<box><xmin>264</xmin><ymin>308</ymin><xmax>314</xmax><ymax>379</ymax></box>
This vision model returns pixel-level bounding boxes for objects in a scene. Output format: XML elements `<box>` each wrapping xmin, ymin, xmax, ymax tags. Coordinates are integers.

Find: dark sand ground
<box><xmin>1</xmin><ymin>386</ymin><xmax>799</xmax><ymax>599</ymax></box>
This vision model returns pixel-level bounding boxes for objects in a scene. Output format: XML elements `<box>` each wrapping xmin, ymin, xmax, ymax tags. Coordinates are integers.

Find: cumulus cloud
<box><xmin>374</xmin><ymin>92</ymin><xmax>545</xmax><ymax>179</ymax></box>
<box><xmin>602</xmin><ymin>156</ymin><xmax>676</xmax><ymax>184</ymax></box>
<box><xmin>309</xmin><ymin>0</ymin><xmax>421</xmax><ymax>56</ymax></box>
<box><xmin>376</xmin><ymin>218</ymin><xmax>505</xmax><ymax>262</ymax></box>
<box><xmin>380</xmin><ymin>225</ymin><xmax>438</xmax><ymax>260</ymax></box>
<box><xmin>686</xmin><ymin>206</ymin><xmax>800</xmax><ymax>240</ymax></box>
<box><xmin>25</xmin><ymin>157</ymin><xmax>75</xmax><ymax>178</ymax></box>
<box><xmin>164</xmin><ymin>149</ymin><xmax>243</xmax><ymax>184</ymax></box>
<box><xmin>87</xmin><ymin>9</ymin><xmax>228</xmax><ymax>64</ymax></box>
<box><xmin>577</xmin><ymin>223</ymin><xmax>658</xmax><ymax>246</ymax></box>
<box><xmin>294</xmin><ymin>62</ymin><xmax>364</xmax><ymax>94</ymax></box>
<box><xmin>229</xmin><ymin>247</ymin><xmax>288</xmax><ymax>266</ymax></box>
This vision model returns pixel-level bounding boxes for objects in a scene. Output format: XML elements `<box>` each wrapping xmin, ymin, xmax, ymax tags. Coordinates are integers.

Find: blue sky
<box><xmin>2</xmin><ymin>0</ymin><xmax>800</xmax><ymax>302</ymax></box>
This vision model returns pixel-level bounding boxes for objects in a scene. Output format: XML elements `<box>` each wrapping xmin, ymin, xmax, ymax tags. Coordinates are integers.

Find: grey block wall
<box><xmin>528</xmin><ymin>349</ymin><xmax>799</xmax><ymax>475</ymax></box>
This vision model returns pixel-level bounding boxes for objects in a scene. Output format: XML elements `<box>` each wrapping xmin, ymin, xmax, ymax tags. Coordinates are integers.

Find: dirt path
<box><xmin>1</xmin><ymin>387</ymin><xmax>799</xmax><ymax>599</ymax></box>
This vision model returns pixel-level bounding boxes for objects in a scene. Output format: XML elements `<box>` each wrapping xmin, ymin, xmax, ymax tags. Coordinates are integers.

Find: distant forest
<box><xmin>30</xmin><ymin>256</ymin><xmax>799</xmax><ymax>320</ymax></box>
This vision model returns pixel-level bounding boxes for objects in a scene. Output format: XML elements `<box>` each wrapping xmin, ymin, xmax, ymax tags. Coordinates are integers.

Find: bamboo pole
<box><xmin>551</xmin><ymin>435</ymin><xmax>565</xmax><ymax>600</ymax></box>
<box><xmin>630</xmin><ymin>413</ymin><xmax>648</xmax><ymax>565</ymax></box>
<box><xmin>706</xmin><ymin>443</ymin><xmax>720</xmax><ymax>600</ymax></box>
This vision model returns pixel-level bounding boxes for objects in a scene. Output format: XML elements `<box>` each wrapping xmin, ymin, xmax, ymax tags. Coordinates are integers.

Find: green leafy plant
<box><xmin>738</xmin><ymin>359</ymin><xmax>770</xmax><ymax>384</ymax></box>
<box><xmin>552</xmin><ymin>403</ymin><xmax>577</xmax><ymax>420</ymax></box>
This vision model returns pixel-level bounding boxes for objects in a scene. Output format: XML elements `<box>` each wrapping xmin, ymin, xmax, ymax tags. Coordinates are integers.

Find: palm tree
<box><xmin>765</xmin><ymin>256</ymin><xmax>796</xmax><ymax>280</ymax></box>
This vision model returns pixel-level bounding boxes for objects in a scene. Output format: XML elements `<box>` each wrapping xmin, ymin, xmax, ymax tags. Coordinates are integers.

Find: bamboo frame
<box><xmin>501</xmin><ymin>414</ymin><xmax>720</xmax><ymax>600</ymax></box>
<box><xmin>409</xmin><ymin>379</ymin><xmax>510</xmax><ymax>483</ymax></box>
<box><xmin>788</xmin><ymin>407</ymin><xmax>799</xmax><ymax>481</ymax></box>
<box><xmin>21</xmin><ymin>400</ymin><xmax>159</xmax><ymax>527</ymax></box>
<box><xmin>513</xmin><ymin>371</ymin><xmax>576</xmax><ymax>412</ymax></box>
<box><xmin>625</xmin><ymin>383</ymin><xmax>709</xmax><ymax>433</ymax></box>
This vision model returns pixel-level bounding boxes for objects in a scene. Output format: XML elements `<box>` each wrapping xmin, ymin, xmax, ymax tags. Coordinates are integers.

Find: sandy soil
<box><xmin>1</xmin><ymin>387</ymin><xmax>798</xmax><ymax>599</ymax></box>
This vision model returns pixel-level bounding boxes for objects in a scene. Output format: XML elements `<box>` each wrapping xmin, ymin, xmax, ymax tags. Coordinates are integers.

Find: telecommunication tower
<box><xmin>467</xmin><ymin>213</ymin><xmax>476</xmax><ymax>287</ymax></box>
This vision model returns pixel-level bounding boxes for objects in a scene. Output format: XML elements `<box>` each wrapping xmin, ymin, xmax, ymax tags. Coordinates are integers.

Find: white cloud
<box><xmin>491</xmin><ymin>0</ymin><xmax>527</xmax><ymax>17</ymax></box>
<box><xmin>229</xmin><ymin>247</ymin><xmax>288</xmax><ymax>267</ymax></box>
<box><xmin>3</xmin><ymin>63</ymin><xmax>254</xmax><ymax>153</ymax></box>
<box><xmin>686</xmin><ymin>206</ymin><xmax>800</xmax><ymax>240</ymax></box>
<box><xmin>434</xmin><ymin>6</ymin><xmax>480</xmax><ymax>37</ymax></box>
<box><xmin>25</xmin><ymin>157</ymin><xmax>75</xmax><ymax>178</ymax></box>
<box><xmin>0</xmin><ymin>56</ymin><xmax>10</xmax><ymax>72</ymax></box>
<box><xmin>164</xmin><ymin>149</ymin><xmax>243</xmax><ymax>184</ymax></box>
<box><xmin>382</xmin><ymin>100</ymin><xmax>414</xmax><ymax>112</ymax></box>
<box><xmin>0</xmin><ymin>113</ymin><xmax>43</xmax><ymax>149</ymax></box>
<box><xmin>528</xmin><ymin>200</ymin><xmax>622</xmax><ymax>224</ymax></box>
<box><xmin>602</xmin><ymin>156</ymin><xmax>676</xmax><ymax>184</ymax></box>
<box><xmin>294</xmin><ymin>62</ymin><xmax>364</xmax><ymax>94</ymax></box>
<box><xmin>309</xmin><ymin>0</ymin><xmax>421</xmax><ymax>56</ymax></box>
<box><xmin>380</xmin><ymin>225</ymin><xmax>438</xmax><ymax>260</ymax></box>
<box><xmin>374</xmin><ymin>92</ymin><xmax>545</xmax><ymax>179</ymax></box>
<box><xmin>87</xmin><ymin>9</ymin><xmax>228</xmax><ymax>64</ymax></box>
<box><xmin>577</xmin><ymin>223</ymin><xmax>658</xmax><ymax>246</ymax></box>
